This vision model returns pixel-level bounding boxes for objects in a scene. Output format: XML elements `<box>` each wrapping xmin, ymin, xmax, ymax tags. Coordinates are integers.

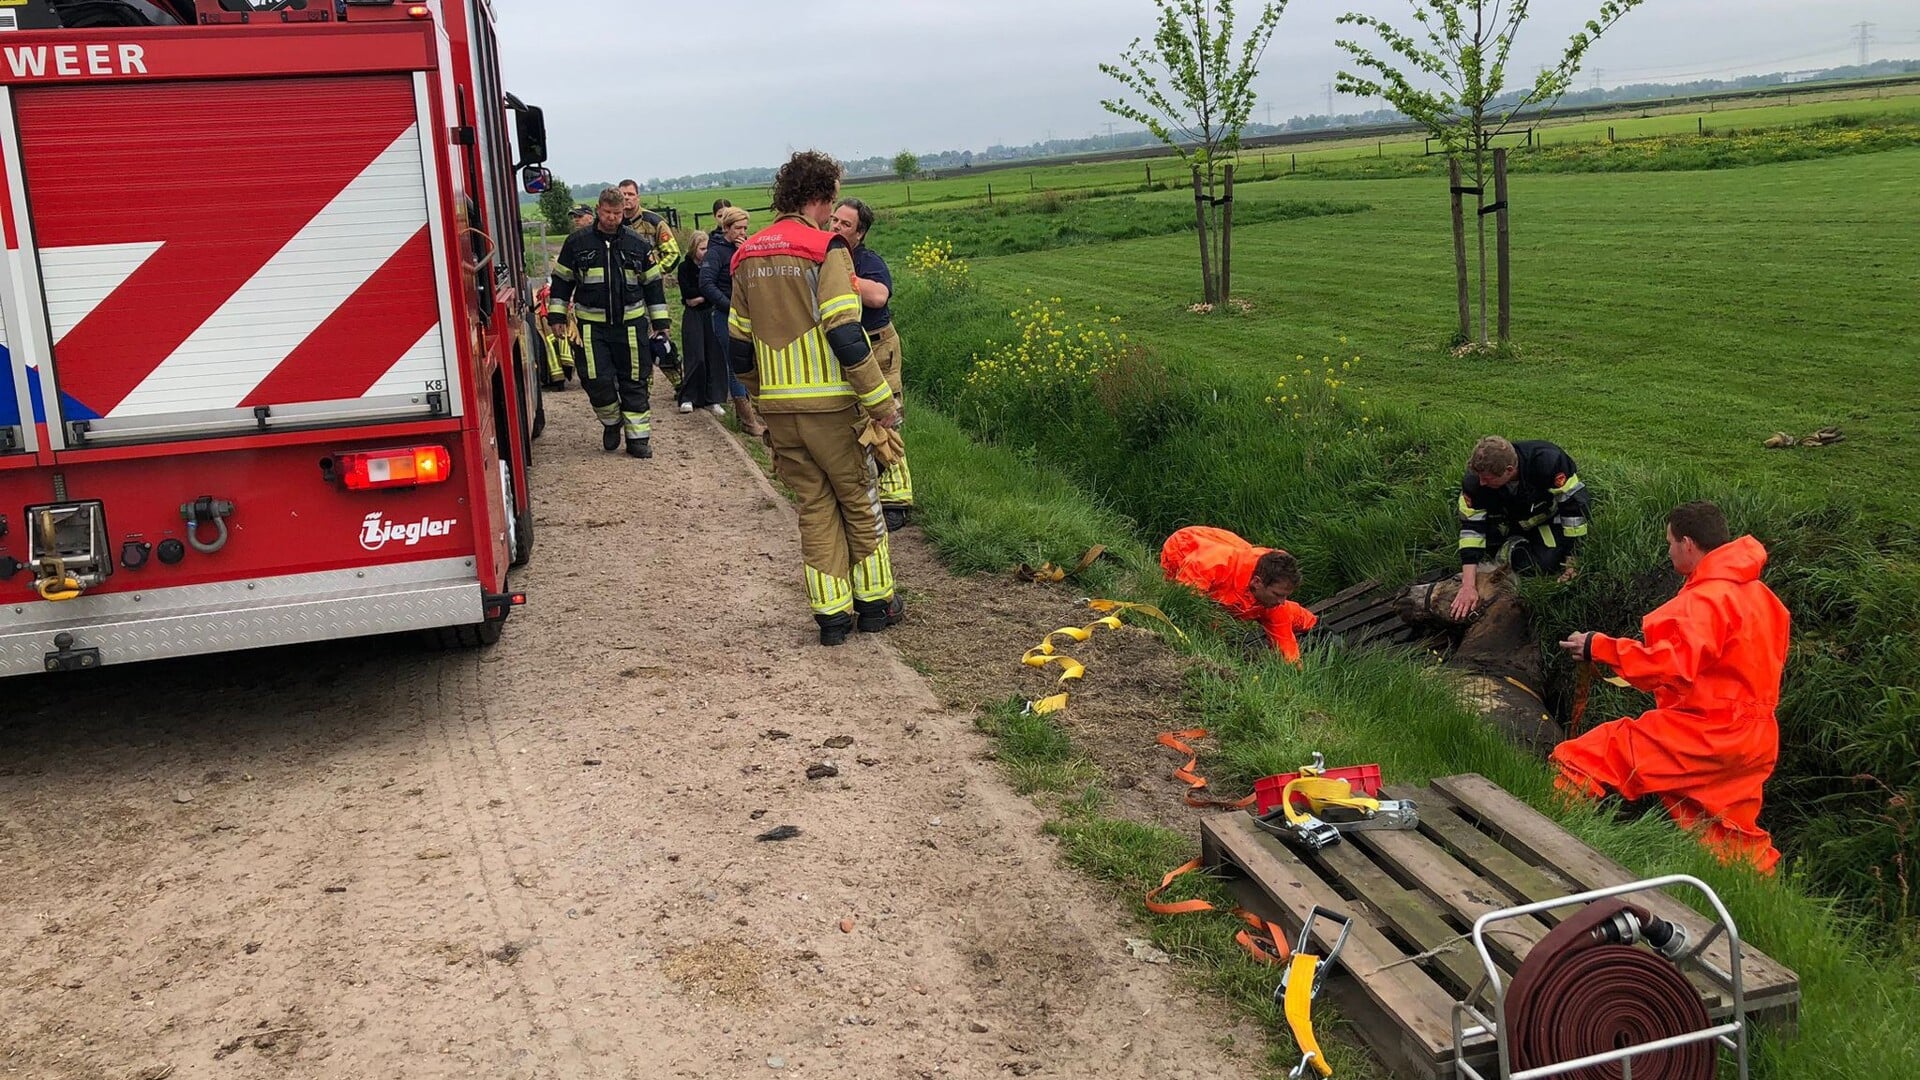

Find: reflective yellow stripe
<box><xmin>551</xmin><ymin>264</ymin><xmax>575</xmax><ymax>281</ymax></box>
<box><xmin>851</xmin><ymin>540</ymin><xmax>893</xmax><ymax>602</ymax></box>
<box><xmin>1562</xmin><ymin>521</ymin><xmax>1590</xmax><ymax>538</ymax></box>
<box><xmin>643</xmin><ymin>265</ymin><xmax>664</xmax><ymax>284</ymax></box>
<box><xmin>1538</xmin><ymin>525</ymin><xmax>1559</xmax><ymax>549</ymax></box>
<box><xmin>728</xmin><ymin>310</ymin><xmax>752</xmax><ymax>336</ymax></box>
<box><xmin>1550</xmin><ymin>472</ymin><xmax>1583</xmax><ymax>496</ymax></box>
<box><xmin>805</xmin><ymin>565</ymin><xmax>854</xmax><ymax>615</ymax></box>
<box><xmin>857</xmin><ymin>381</ymin><xmax>893</xmax><ymax>408</ymax></box>
<box><xmin>1520</xmin><ymin>511</ymin><xmax>1551</xmax><ymax>529</ymax></box>
<box><xmin>757</xmin><ymin>383</ymin><xmax>857</xmax><ymax>401</ymax></box>
<box><xmin>818</xmin><ymin>293</ymin><xmax>860</xmax><ymax>321</ymax></box>
<box><xmin>628</xmin><ymin>327</ymin><xmax>642</xmax><ymax>382</ymax></box>
<box><xmin>582</xmin><ymin>267</ymin><xmax>606</xmax><ymax>283</ymax></box>
<box><xmin>1457</xmin><ymin>495</ymin><xmax>1486</xmax><ymax>521</ymax></box>
<box><xmin>579</xmin><ymin>329</ymin><xmax>597</xmax><ymax>380</ymax></box>
<box><xmin>1459</xmin><ymin>534</ymin><xmax>1489</xmax><ymax>550</ymax></box>
<box><xmin>646</xmin><ymin>303</ymin><xmax>669</xmax><ymax>321</ymax></box>
<box><xmin>754</xmin><ymin>329</ymin><xmax>856</xmax><ymax>401</ymax></box>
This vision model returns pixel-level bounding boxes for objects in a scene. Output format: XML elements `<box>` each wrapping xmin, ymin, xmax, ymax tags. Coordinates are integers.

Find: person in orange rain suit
<box><xmin>1160</xmin><ymin>526</ymin><xmax>1318</xmax><ymax>663</ymax></box>
<box><xmin>1553</xmin><ymin>500</ymin><xmax>1791</xmax><ymax>873</ymax></box>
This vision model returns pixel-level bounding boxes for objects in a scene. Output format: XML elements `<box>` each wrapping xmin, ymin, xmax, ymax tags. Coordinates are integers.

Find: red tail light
<box><xmin>336</xmin><ymin>446</ymin><xmax>452</xmax><ymax>491</ymax></box>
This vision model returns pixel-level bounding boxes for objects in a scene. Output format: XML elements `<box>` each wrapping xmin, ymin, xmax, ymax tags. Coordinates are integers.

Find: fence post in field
<box><xmin>1291</xmin><ymin>152</ymin><xmax>1297</xmax><ymax>173</ymax></box>
<box><xmin>1029</xmin><ymin>172</ymin><xmax>1035</xmax><ymax>192</ymax></box>
<box><xmin>986</xmin><ymin>184</ymin><xmax>993</xmax><ymax>205</ymax></box>
<box><xmin>1698</xmin><ymin>116</ymin><xmax>1704</xmax><ymax>135</ymax></box>
<box><xmin>1221</xmin><ymin>164</ymin><xmax>1235</xmax><ymax>304</ymax></box>
<box><xmin>1494</xmin><ymin>149</ymin><xmax>1511</xmax><ymax>342</ymax></box>
<box><xmin>1448</xmin><ymin>158</ymin><xmax>1471</xmax><ymax>343</ymax></box>
<box><xmin>1191</xmin><ymin>167</ymin><xmax>1215</xmax><ymax>305</ymax></box>
<box><xmin>1608</xmin><ymin>126</ymin><xmax>1615</xmax><ymax>143</ymax></box>
<box><xmin>1146</xmin><ymin>163</ymin><xmax>1152</xmax><ymax>186</ymax></box>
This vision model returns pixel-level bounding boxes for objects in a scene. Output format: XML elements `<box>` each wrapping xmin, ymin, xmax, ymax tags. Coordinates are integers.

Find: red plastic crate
<box><xmin>1253</xmin><ymin>763</ymin><xmax>1384</xmax><ymax>816</ymax></box>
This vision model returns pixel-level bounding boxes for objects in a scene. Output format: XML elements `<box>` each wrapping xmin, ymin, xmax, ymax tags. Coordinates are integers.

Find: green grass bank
<box><xmin>901</xmin><ymin>396</ymin><xmax>1920</xmax><ymax>1080</ymax></box>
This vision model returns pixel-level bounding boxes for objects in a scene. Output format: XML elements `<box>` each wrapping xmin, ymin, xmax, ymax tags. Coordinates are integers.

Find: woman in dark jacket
<box><xmin>675</xmin><ymin>230</ymin><xmax>729</xmax><ymax>414</ymax></box>
<box><xmin>699</xmin><ymin>206</ymin><xmax>764</xmax><ymax>435</ymax></box>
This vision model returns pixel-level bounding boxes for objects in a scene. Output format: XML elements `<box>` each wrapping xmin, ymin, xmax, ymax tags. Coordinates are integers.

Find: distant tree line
<box><xmin>572</xmin><ymin>57</ymin><xmax>1915</xmax><ymax>197</ymax></box>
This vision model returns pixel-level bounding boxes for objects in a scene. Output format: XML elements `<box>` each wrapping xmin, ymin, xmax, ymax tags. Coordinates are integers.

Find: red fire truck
<box><xmin>0</xmin><ymin>0</ymin><xmax>551</xmax><ymax>676</ymax></box>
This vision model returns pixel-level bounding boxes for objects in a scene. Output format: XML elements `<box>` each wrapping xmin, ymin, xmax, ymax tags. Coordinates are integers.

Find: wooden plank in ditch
<box><xmin>1310</xmin><ymin>578</ymin><xmax>1383</xmax><ymax>620</ymax></box>
<box><xmin>1430</xmin><ymin>774</ymin><xmax>1800</xmax><ymax>1018</ymax></box>
<box><xmin>1203</xmin><ymin>813</ymin><xmax>1492</xmax><ymax>1079</ymax></box>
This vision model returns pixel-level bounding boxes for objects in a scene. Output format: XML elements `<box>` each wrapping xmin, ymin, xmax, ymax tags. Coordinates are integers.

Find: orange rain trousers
<box><xmin>1550</xmin><ymin>536</ymin><xmax>1791</xmax><ymax>873</ymax></box>
<box><xmin>1160</xmin><ymin>526</ymin><xmax>1317</xmax><ymax>663</ymax></box>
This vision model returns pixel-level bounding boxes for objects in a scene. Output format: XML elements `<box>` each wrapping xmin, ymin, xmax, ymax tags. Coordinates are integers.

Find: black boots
<box><xmin>601</xmin><ymin>424</ymin><xmax>622</xmax><ymax>452</ymax></box>
<box><xmin>816</xmin><ymin>612</ymin><xmax>855</xmax><ymax>646</ymax></box>
<box><xmin>626</xmin><ymin>437</ymin><xmax>652</xmax><ymax>459</ymax></box>
<box><xmin>883</xmin><ymin>507</ymin><xmax>910</xmax><ymax>532</ymax></box>
<box><xmin>854</xmin><ymin>594</ymin><xmax>905</xmax><ymax>634</ymax></box>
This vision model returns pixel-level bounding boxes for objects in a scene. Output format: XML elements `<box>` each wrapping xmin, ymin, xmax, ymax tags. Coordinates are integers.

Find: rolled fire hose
<box><xmin>1504</xmin><ymin>899</ymin><xmax>1711</xmax><ymax>1080</ymax></box>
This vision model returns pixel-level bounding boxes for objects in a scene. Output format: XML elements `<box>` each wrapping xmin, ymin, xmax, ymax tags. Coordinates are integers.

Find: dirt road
<box><xmin>0</xmin><ymin>384</ymin><xmax>1255</xmax><ymax>1079</ymax></box>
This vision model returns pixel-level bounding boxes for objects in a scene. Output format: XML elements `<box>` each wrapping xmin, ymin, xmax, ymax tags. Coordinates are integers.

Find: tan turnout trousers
<box><xmin>870</xmin><ymin>324</ymin><xmax>913</xmax><ymax>509</ymax></box>
<box><xmin>763</xmin><ymin>405</ymin><xmax>892</xmax><ymax>615</ymax></box>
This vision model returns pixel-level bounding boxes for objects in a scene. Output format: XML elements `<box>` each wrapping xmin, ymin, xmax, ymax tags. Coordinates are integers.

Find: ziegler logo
<box><xmin>360</xmin><ymin>512</ymin><xmax>458</xmax><ymax>552</ymax></box>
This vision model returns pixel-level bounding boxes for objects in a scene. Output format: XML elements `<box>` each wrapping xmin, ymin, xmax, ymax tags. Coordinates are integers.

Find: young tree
<box><xmin>892</xmin><ymin>150</ymin><xmax>919</xmax><ymax>204</ymax></box>
<box><xmin>1101</xmin><ymin>0</ymin><xmax>1285</xmax><ymax>306</ymax></box>
<box><xmin>537</xmin><ymin>177</ymin><xmax>574</xmax><ymax>232</ymax></box>
<box><xmin>1336</xmin><ymin>0</ymin><xmax>1642</xmax><ymax>344</ymax></box>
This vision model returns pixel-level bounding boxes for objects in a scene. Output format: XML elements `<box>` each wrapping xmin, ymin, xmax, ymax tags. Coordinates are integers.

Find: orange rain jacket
<box><xmin>1550</xmin><ymin>536</ymin><xmax>1791</xmax><ymax>873</ymax></box>
<box><xmin>1160</xmin><ymin>526</ymin><xmax>1318</xmax><ymax>663</ymax></box>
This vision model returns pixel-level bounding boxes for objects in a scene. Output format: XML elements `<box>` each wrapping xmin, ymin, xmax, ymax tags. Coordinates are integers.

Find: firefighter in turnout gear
<box><xmin>1450</xmin><ymin>436</ymin><xmax>1592</xmax><ymax>621</ymax></box>
<box><xmin>536</xmin><ymin>204</ymin><xmax>593</xmax><ymax>388</ymax></box>
<box><xmin>548</xmin><ymin>188</ymin><xmax>672</xmax><ymax>458</ymax></box>
<box><xmin>619</xmin><ymin>180</ymin><xmax>682</xmax><ymax>390</ymax></box>
<box><xmin>729</xmin><ymin>151</ymin><xmax>903</xmax><ymax>646</ymax></box>
<box><xmin>619</xmin><ymin>179</ymin><xmax>682</xmax><ymax>273</ymax></box>
<box><xmin>830</xmin><ymin>196</ymin><xmax>913</xmax><ymax>532</ymax></box>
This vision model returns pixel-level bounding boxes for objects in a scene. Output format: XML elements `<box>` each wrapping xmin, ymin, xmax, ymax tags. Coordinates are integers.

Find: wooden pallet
<box><xmin>1199</xmin><ymin>773</ymin><xmax>1800</xmax><ymax>1080</ymax></box>
<box><xmin>1307</xmin><ymin>571</ymin><xmax>1449</xmax><ymax>650</ymax></box>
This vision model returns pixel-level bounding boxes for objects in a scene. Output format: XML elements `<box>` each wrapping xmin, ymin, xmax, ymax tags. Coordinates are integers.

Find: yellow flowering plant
<box><xmin>962</xmin><ymin>295</ymin><xmax>1128</xmax><ymax>420</ymax></box>
<box><xmin>1264</xmin><ymin>335</ymin><xmax>1381</xmax><ymax>439</ymax></box>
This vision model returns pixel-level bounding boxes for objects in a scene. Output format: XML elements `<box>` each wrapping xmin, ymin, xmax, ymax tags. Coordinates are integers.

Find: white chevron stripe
<box><xmin>111</xmin><ymin>125</ymin><xmax>432</xmax><ymax>418</ymax></box>
<box><xmin>41</xmin><ymin>241</ymin><xmax>163</xmax><ymax>347</ymax></box>
<box><xmin>362</xmin><ymin>325</ymin><xmax>444</xmax><ymax>397</ymax></box>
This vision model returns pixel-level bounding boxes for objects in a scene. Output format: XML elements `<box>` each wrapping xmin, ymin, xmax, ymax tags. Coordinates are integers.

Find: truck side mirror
<box><xmin>514</xmin><ymin>105</ymin><xmax>548</xmax><ymax>166</ymax></box>
<box><xmin>521</xmin><ymin>166</ymin><xmax>552</xmax><ymax>195</ymax></box>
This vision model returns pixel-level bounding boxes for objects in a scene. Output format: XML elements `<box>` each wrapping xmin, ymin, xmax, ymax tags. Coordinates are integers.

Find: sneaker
<box><xmin>883</xmin><ymin>507</ymin><xmax>910</xmax><ymax>532</ymax></box>
<box><xmin>707</xmin><ymin>404</ymin><xmax>727</xmax><ymax>416</ymax></box>
<box><xmin>855</xmin><ymin>594</ymin><xmax>905</xmax><ymax>633</ymax></box>
<box><xmin>816</xmin><ymin>612</ymin><xmax>855</xmax><ymax>646</ymax></box>
<box><xmin>678</xmin><ymin>402</ymin><xmax>694</xmax><ymax>414</ymax></box>
<box><xmin>626</xmin><ymin>437</ymin><xmax>652</xmax><ymax>459</ymax></box>
<box><xmin>601</xmin><ymin>424</ymin><xmax>622</xmax><ymax>452</ymax></box>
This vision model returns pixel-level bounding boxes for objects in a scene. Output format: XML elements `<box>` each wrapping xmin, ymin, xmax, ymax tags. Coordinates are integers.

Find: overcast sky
<box><xmin>493</xmin><ymin>1</ymin><xmax>1919</xmax><ymax>183</ymax></box>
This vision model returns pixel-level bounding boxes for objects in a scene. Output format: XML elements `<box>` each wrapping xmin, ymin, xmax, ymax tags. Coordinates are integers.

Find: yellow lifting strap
<box><xmin>1280</xmin><ymin>775</ymin><xmax>1382</xmax><ymax>826</ymax></box>
<box><xmin>1284</xmin><ymin>953</ymin><xmax>1334</xmax><ymax>1078</ymax></box>
<box><xmin>1279</xmin><ymin>905</ymin><xmax>1352</xmax><ymax>1080</ymax></box>
<box><xmin>1020</xmin><ymin>613</ymin><xmax>1124</xmax><ymax>715</ymax></box>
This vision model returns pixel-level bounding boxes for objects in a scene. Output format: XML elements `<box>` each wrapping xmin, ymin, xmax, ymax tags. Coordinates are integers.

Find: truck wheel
<box><xmin>502</xmin><ymin>459</ymin><xmax>533</xmax><ymax>568</ymax></box>
<box><xmin>428</xmin><ymin>618</ymin><xmax>504</xmax><ymax>649</ymax></box>
<box><xmin>528</xmin><ymin>334</ymin><xmax>549</xmax><ymax>441</ymax></box>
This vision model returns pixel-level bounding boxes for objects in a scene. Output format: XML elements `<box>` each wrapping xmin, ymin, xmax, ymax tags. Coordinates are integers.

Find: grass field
<box><xmin>917</xmin><ymin>147</ymin><xmax>1920</xmax><ymax>517</ymax></box>
<box><xmin>631</xmin><ymin>87</ymin><xmax>1920</xmax><ymax>222</ymax></box>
